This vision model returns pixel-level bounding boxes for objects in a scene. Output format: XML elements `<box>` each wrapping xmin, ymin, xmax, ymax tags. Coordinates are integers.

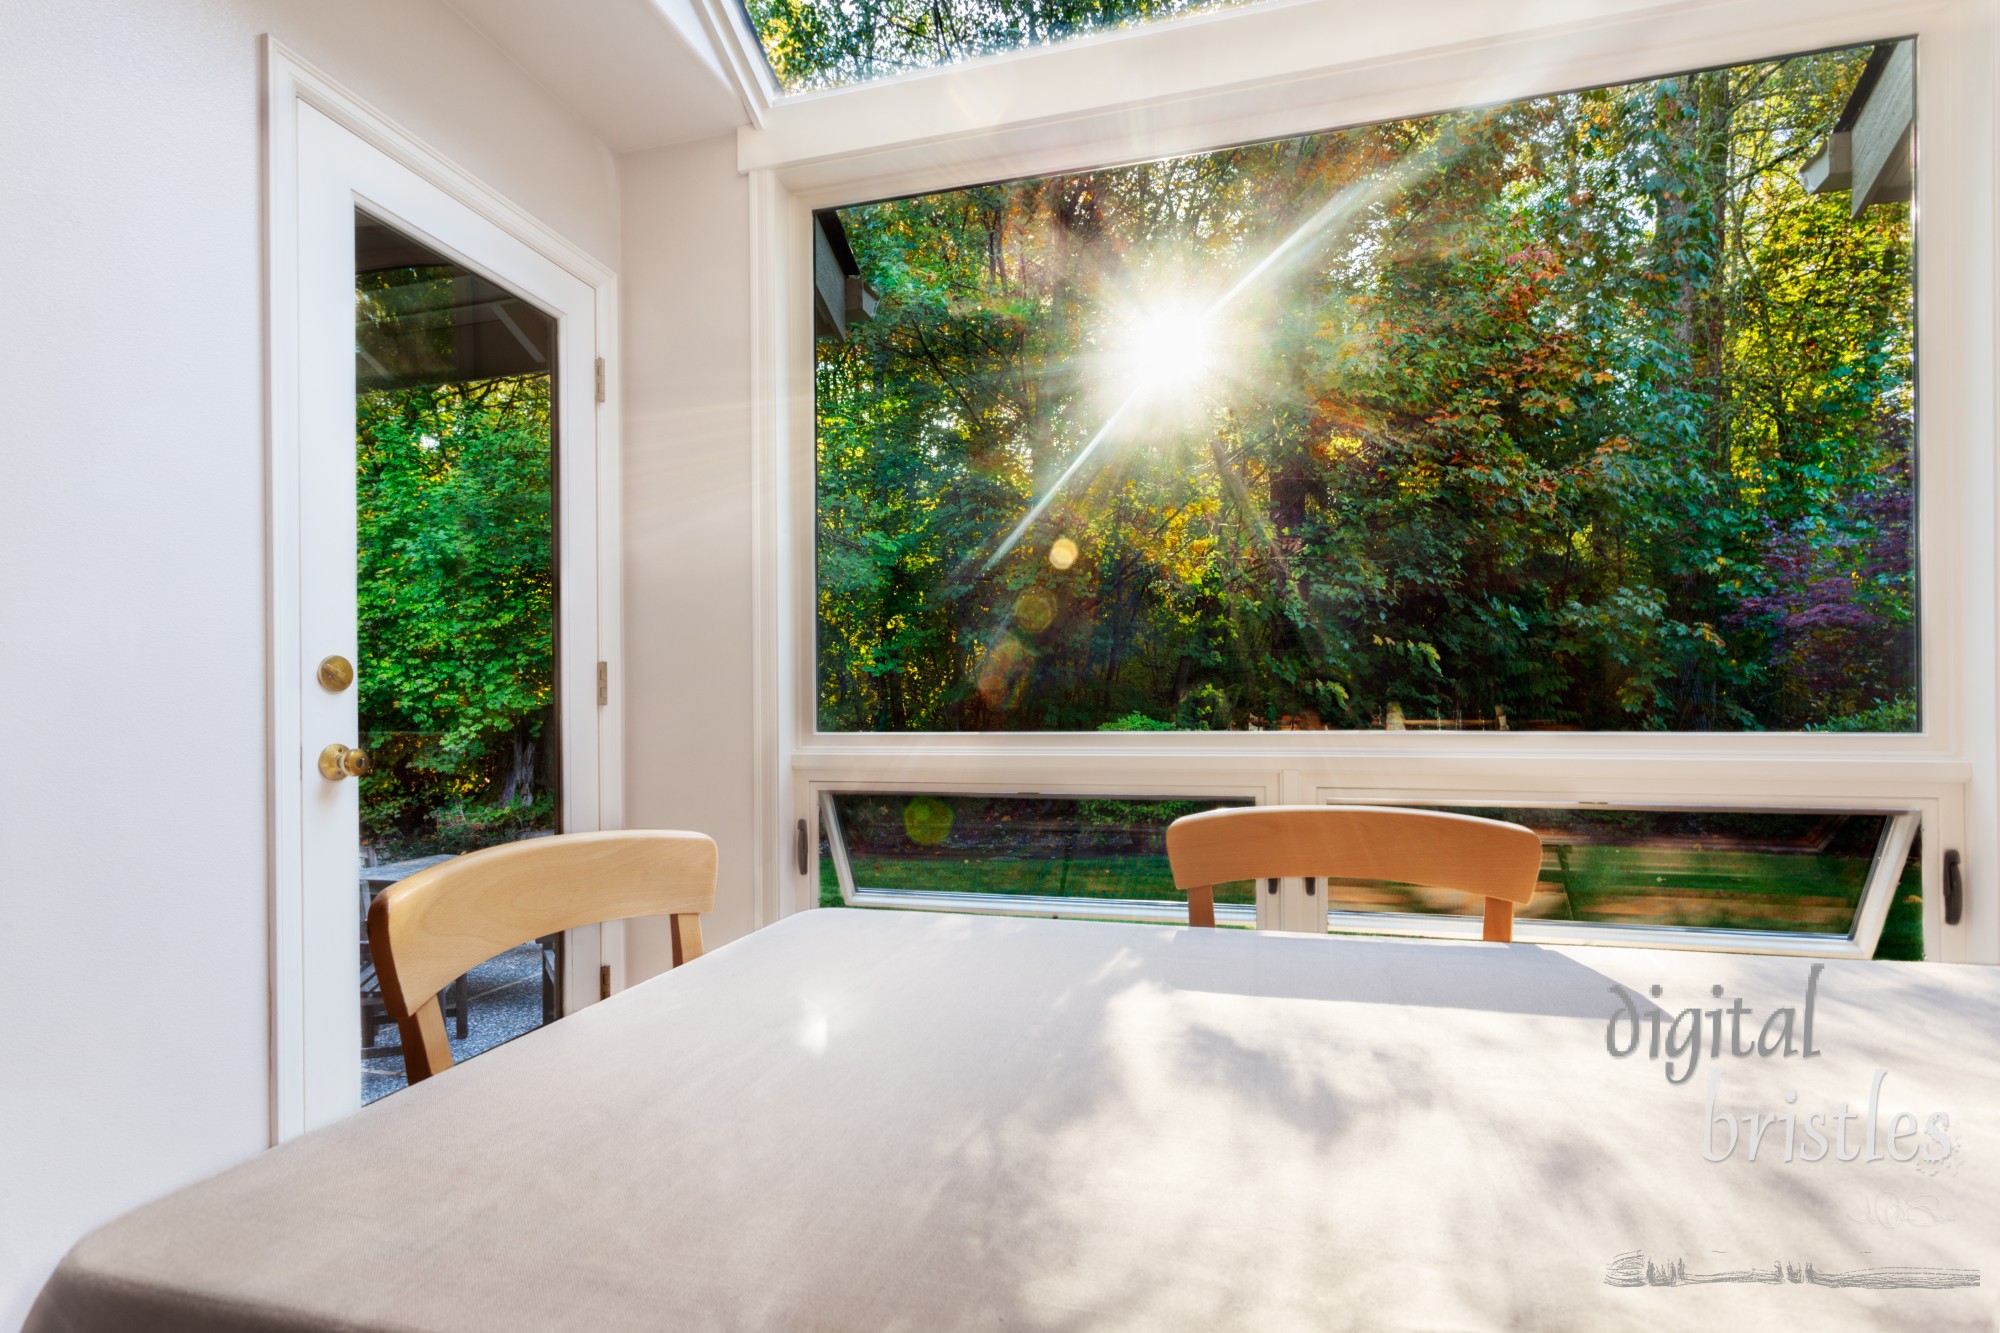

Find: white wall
<box><xmin>0</xmin><ymin>2</ymin><xmax>618</xmax><ymax>1323</ymax></box>
<box><xmin>617</xmin><ymin>134</ymin><xmax>762</xmax><ymax>977</ymax></box>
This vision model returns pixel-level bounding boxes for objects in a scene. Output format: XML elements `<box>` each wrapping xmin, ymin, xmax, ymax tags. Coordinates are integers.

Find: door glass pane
<box><xmin>353</xmin><ymin>212</ymin><xmax>561</xmax><ymax>1103</ymax></box>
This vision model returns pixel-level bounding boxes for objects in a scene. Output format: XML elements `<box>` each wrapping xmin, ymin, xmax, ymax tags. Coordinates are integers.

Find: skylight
<box><xmin>740</xmin><ymin>0</ymin><xmax>1267</xmax><ymax>94</ymax></box>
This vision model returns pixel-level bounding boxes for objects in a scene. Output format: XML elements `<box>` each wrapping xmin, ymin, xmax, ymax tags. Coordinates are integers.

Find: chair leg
<box><xmin>671</xmin><ymin>913</ymin><xmax>705</xmax><ymax>966</ymax></box>
<box><xmin>1482</xmin><ymin>897</ymin><xmax>1514</xmax><ymax>943</ymax></box>
<box><xmin>1185</xmin><ymin>885</ymin><xmax>1216</xmax><ymax>929</ymax></box>
<box><xmin>398</xmin><ymin>998</ymin><xmax>454</xmax><ymax>1085</ymax></box>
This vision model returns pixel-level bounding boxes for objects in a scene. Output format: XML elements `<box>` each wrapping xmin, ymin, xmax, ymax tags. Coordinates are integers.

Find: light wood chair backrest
<box><xmin>1165</xmin><ymin>805</ymin><xmax>1543</xmax><ymax>942</ymax></box>
<box><xmin>366</xmin><ymin>829</ymin><xmax>717</xmax><ymax>1085</ymax></box>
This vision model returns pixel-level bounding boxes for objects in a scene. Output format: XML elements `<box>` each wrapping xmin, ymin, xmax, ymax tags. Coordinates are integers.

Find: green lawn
<box><xmin>822</xmin><ymin>849</ymin><xmax>1924</xmax><ymax>960</ymax></box>
<box><xmin>824</xmin><ymin>853</ymin><xmax>1250</xmax><ymax>905</ymax></box>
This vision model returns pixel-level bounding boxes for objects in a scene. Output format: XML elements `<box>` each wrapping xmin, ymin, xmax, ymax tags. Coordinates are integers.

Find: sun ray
<box><xmin>971</xmin><ymin>136</ymin><xmax>1458</xmax><ymax>578</ymax></box>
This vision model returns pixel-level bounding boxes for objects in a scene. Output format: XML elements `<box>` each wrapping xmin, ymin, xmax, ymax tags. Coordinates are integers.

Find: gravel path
<box><xmin>362</xmin><ymin>941</ymin><xmax>549</xmax><ymax>1104</ymax></box>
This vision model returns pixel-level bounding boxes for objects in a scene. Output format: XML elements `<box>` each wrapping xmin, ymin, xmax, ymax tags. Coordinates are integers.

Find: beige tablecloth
<box><xmin>27</xmin><ymin>909</ymin><xmax>2000</xmax><ymax>1331</ymax></box>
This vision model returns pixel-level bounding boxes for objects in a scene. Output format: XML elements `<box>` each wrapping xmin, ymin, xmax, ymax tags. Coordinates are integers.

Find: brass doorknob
<box><xmin>317</xmin><ymin>743</ymin><xmax>372</xmax><ymax>780</ymax></box>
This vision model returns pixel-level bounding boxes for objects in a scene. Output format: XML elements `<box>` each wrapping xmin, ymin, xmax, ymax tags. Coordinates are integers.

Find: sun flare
<box><xmin>1113</xmin><ymin>298</ymin><xmax>1223</xmax><ymax>403</ymax></box>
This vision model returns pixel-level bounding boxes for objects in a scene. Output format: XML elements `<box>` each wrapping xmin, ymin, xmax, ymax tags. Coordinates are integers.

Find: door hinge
<box><xmin>596</xmin><ymin>660</ymin><xmax>608</xmax><ymax>707</ymax></box>
<box><xmin>594</xmin><ymin>357</ymin><xmax>606</xmax><ymax>403</ymax></box>
<box><xmin>599</xmin><ymin>963</ymin><xmax>611</xmax><ymax>1001</ymax></box>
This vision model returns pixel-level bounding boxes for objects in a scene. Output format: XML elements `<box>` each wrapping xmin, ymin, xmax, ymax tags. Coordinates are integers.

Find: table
<box><xmin>28</xmin><ymin>910</ymin><xmax>2000</xmax><ymax>1330</ymax></box>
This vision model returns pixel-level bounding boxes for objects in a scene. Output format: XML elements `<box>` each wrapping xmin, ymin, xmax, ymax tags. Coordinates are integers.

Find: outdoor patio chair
<box><xmin>360</xmin><ymin>941</ymin><xmax>467</xmax><ymax>1054</ymax></box>
<box><xmin>366</xmin><ymin>830</ymin><xmax>717</xmax><ymax>1085</ymax></box>
<box><xmin>1165</xmin><ymin>806</ymin><xmax>1544</xmax><ymax>942</ymax></box>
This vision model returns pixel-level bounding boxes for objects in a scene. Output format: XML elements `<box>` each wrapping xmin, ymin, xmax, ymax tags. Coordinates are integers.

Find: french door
<box><xmin>283</xmin><ymin>102</ymin><xmax>604</xmax><ymax>1132</ymax></box>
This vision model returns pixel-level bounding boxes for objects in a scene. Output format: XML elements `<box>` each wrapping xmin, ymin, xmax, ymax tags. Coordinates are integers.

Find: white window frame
<box><xmin>809</xmin><ymin>778</ymin><xmax>1932</xmax><ymax>955</ymax></box>
<box><xmin>737</xmin><ymin>0</ymin><xmax>1998</xmax><ymax>964</ymax></box>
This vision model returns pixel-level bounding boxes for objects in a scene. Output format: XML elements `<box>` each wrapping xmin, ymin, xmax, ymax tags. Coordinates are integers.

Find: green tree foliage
<box><xmin>744</xmin><ymin>0</ymin><xmax>1254</xmax><ymax>91</ymax></box>
<box><xmin>355</xmin><ymin>374</ymin><xmax>556</xmax><ymax>854</ymax></box>
<box><xmin>816</xmin><ymin>45</ymin><xmax>1914</xmax><ymax>733</ymax></box>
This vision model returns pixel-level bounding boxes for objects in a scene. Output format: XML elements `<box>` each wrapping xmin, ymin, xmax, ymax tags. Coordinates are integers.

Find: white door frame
<box><xmin>263</xmin><ymin>38</ymin><xmax>624</xmax><ymax>1141</ymax></box>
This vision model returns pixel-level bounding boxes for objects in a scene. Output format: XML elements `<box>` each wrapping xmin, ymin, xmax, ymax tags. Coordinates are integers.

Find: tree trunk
<box><xmin>495</xmin><ymin>730</ymin><xmax>536</xmax><ymax>807</ymax></box>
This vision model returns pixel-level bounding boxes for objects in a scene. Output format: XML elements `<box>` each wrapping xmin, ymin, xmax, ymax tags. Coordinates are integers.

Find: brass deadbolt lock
<box><xmin>318</xmin><ymin>743</ymin><xmax>372</xmax><ymax>780</ymax></box>
<box><xmin>317</xmin><ymin>655</ymin><xmax>355</xmax><ymax>691</ymax></box>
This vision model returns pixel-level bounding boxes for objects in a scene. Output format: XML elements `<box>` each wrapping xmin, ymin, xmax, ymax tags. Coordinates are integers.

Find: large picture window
<box><xmin>813</xmin><ymin>41</ymin><xmax>1916</xmax><ymax>736</ymax></box>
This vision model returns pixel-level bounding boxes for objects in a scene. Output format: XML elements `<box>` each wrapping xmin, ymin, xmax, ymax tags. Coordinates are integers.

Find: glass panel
<box><xmin>1326</xmin><ymin>807</ymin><xmax>1918</xmax><ymax>956</ymax></box>
<box><xmin>815</xmin><ymin>42</ymin><xmax>1916</xmax><ymax>734</ymax></box>
<box><xmin>1876</xmin><ymin>829</ymin><xmax>1925</xmax><ymax>961</ymax></box>
<box><xmin>828</xmin><ymin>793</ymin><xmax>1252</xmax><ymax>916</ymax></box>
<box><xmin>354</xmin><ymin>212</ymin><xmax>561</xmax><ymax>1103</ymax></box>
<box><xmin>743</xmin><ymin>0</ymin><xmax>1267</xmax><ymax>94</ymax></box>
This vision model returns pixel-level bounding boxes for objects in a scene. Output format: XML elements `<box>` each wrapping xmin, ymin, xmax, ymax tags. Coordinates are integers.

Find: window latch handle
<box><xmin>796</xmin><ymin>818</ymin><xmax>810</xmax><ymax>877</ymax></box>
<box><xmin>1944</xmin><ymin>849</ymin><xmax>1963</xmax><ymax>926</ymax></box>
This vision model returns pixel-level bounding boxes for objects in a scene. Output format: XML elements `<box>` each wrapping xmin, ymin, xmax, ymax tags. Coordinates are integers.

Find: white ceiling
<box><xmin>445</xmin><ymin>0</ymin><xmax>751</xmax><ymax>153</ymax></box>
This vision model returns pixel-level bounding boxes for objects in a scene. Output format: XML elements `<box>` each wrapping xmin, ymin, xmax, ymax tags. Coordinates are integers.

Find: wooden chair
<box><xmin>366</xmin><ymin>829</ymin><xmax>718</xmax><ymax>1086</ymax></box>
<box><xmin>1164</xmin><ymin>806</ymin><xmax>1544</xmax><ymax>942</ymax></box>
<box><xmin>360</xmin><ymin>941</ymin><xmax>468</xmax><ymax>1054</ymax></box>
